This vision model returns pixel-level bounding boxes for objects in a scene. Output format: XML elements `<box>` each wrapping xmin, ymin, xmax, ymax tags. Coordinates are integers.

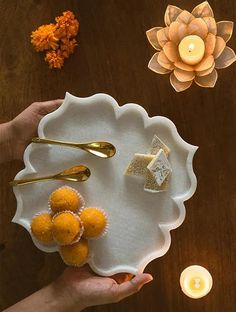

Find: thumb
<box><xmin>114</xmin><ymin>273</ymin><xmax>153</xmax><ymax>302</ymax></box>
<box><xmin>36</xmin><ymin>99</ymin><xmax>64</xmax><ymax>116</ymax></box>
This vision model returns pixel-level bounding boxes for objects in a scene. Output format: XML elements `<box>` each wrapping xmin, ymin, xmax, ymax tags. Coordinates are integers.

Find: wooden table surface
<box><xmin>0</xmin><ymin>0</ymin><xmax>235</xmax><ymax>311</ymax></box>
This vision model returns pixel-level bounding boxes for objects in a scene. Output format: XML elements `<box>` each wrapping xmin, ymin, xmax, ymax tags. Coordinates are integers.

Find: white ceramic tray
<box><xmin>12</xmin><ymin>93</ymin><xmax>198</xmax><ymax>276</ymax></box>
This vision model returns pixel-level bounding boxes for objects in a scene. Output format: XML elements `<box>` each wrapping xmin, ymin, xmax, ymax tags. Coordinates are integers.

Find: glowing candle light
<box><xmin>180</xmin><ymin>265</ymin><xmax>213</xmax><ymax>299</ymax></box>
<box><xmin>178</xmin><ymin>35</ymin><xmax>205</xmax><ymax>65</ymax></box>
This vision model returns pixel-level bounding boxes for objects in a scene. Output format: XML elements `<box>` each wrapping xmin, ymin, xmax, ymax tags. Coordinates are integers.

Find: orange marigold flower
<box><xmin>31</xmin><ymin>24</ymin><xmax>59</xmax><ymax>51</ymax></box>
<box><xmin>60</xmin><ymin>38</ymin><xmax>78</xmax><ymax>58</ymax></box>
<box><xmin>31</xmin><ymin>11</ymin><xmax>79</xmax><ymax>69</ymax></box>
<box><xmin>45</xmin><ymin>50</ymin><xmax>64</xmax><ymax>69</ymax></box>
<box><xmin>55</xmin><ymin>10</ymin><xmax>79</xmax><ymax>39</ymax></box>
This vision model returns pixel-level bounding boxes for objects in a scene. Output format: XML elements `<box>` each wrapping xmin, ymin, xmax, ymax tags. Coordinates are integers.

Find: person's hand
<box><xmin>4</xmin><ymin>265</ymin><xmax>153</xmax><ymax>312</ymax></box>
<box><xmin>54</xmin><ymin>265</ymin><xmax>153</xmax><ymax>311</ymax></box>
<box><xmin>9</xmin><ymin>99</ymin><xmax>63</xmax><ymax>160</ymax></box>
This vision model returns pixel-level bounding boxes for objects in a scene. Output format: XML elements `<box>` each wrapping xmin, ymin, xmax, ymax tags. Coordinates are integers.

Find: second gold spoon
<box><xmin>10</xmin><ymin>165</ymin><xmax>91</xmax><ymax>186</ymax></box>
<box><xmin>32</xmin><ymin>137</ymin><xmax>116</xmax><ymax>158</ymax></box>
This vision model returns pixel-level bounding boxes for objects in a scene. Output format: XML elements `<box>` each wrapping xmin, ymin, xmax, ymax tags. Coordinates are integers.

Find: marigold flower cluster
<box><xmin>31</xmin><ymin>11</ymin><xmax>79</xmax><ymax>69</ymax></box>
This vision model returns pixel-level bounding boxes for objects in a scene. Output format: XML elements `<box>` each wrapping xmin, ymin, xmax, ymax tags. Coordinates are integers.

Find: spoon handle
<box><xmin>32</xmin><ymin>137</ymin><xmax>79</xmax><ymax>148</ymax></box>
<box><xmin>10</xmin><ymin>175</ymin><xmax>89</xmax><ymax>186</ymax></box>
<box><xmin>9</xmin><ymin>176</ymin><xmax>54</xmax><ymax>186</ymax></box>
<box><xmin>32</xmin><ymin>137</ymin><xmax>101</xmax><ymax>155</ymax></box>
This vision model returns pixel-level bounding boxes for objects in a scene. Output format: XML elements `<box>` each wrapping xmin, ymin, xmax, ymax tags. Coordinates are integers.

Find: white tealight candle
<box><xmin>180</xmin><ymin>265</ymin><xmax>213</xmax><ymax>299</ymax></box>
<box><xmin>178</xmin><ymin>35</ymin><xmax>205</xmax><ymax>65</ymax></box>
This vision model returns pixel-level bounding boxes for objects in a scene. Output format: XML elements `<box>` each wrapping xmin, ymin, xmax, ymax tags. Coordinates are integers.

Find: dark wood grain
<box><xmin>0</xmin><ymin>0</ymin><xmax>235</xmax><ymax>311</ymax></box>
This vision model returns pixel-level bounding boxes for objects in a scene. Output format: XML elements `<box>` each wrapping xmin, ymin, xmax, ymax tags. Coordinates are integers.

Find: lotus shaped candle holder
<box><xmin>146</xmin><ymin>1</ymin><xmax>236</xmax><ymax>92</ymax></box>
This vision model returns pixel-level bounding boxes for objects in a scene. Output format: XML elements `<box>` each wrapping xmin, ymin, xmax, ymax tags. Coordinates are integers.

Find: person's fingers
<box><xmin>112</xmin><ymin>273</ymin><xmax>133</xmax><ymax>284</ymax></box>
<box><xmin>34</xmin><ymin>99</ymin><xmax>64</xmax><ymax>116</ymax></box>
<box><xmin>112</xmin><ymin>273</ymin><xmax>153</xmax><ymax>302</ymax></box>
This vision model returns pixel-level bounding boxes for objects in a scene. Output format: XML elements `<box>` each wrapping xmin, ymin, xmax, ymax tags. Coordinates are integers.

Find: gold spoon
<box><xmin>9</xmin><ymin>165</ymin><xmax>91</xmax><ymax>186</ymax></box>
<box><xmin>32</xmin><ymin>137</ymin><xmax>116</xmax><ymax>158</ymax></box>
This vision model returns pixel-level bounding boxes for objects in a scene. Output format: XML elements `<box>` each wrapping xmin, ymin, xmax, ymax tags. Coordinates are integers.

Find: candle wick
<box><xmin>194</xmin><ymin>278</ymin><xmax>201</xmax><ymax>289</ymax></box>
<box><xmin>188</xmin><ymin>43</ymin><xmax>195</xmax><ymax>53</ymax></box>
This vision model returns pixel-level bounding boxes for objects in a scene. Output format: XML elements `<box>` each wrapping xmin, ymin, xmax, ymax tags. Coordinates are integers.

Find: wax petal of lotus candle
<box><xmin>179</xmin><ymin>35</ymin><xmax>205</xmax><ymax>65</ymax></box>
<box><xmin>180</xmin><ymin>265</ymin><xmax>213</xmax><ymax>299</ymax></box>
